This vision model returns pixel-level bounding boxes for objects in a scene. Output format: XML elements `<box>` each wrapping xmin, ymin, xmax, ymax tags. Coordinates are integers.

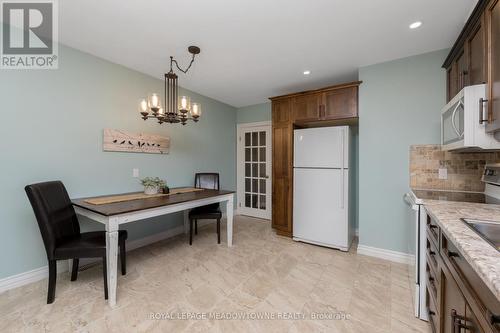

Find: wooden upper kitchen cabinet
<box><xmin>272</xmin><ymin>81</ymin><xmax>361</xmax><ymax>124</ymax></box>
<box><xmin>443</xmin><ymin>0</ymin><xmax>489</xmax><ymax>102</ymax></box>
<box><xmin>272</xmin><ymin>98</ymin><xmax>292</xmax><ymax>125</ymax></box>
<box><xmin>269</xmin><ymin>81</ymin><xmax>361</xmax><ymax>237</ymax></box>
<box><xmin>443</xmin><ymin>0</ymin><xmax>500</xmax><ymax>134</ymax></box>
<box><xmin>323</xmin><ymin>86</ymin><xmax>358</xmax><ymax>120</ymax></box>
<box><xmin>292</xmin><ymin>93</ymin><xmax>322</xmax><ymax>122</ymax></box>
<box><xmin>468</xmin><ymin>17</ymin><xmax>487</xmax><ymax>86</ymax></box>
<box><xmin>486</xmin><ymin>0</ymin><xmax>500</xmax><ymax>133</ymax></box>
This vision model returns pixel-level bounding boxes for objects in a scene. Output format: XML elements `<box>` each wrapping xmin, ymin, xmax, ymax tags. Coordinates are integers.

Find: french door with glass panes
<box><xmin>237</xmin><ymin>124</ymin><xmax>271</xmax><ymax>219</ymax></box>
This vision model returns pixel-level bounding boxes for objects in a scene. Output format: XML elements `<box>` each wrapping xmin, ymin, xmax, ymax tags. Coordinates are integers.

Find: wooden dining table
<box><xmin>72</xmin><ymin>188</ymin><xmax>234</xmax><ymax>307</ymax></box>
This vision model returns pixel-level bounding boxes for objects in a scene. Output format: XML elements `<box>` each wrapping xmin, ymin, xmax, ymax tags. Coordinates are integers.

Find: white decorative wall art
<box><xmin>103</xmin><ymin>129</ymin><xmax>170</xmax><ymax>154</ymax></box>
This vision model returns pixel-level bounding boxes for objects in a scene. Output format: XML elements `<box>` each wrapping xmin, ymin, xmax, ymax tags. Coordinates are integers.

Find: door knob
<box><xmin>265</xmin><ymin>175</ymin><xmax>270</xmax><ymax>179</ymax></box>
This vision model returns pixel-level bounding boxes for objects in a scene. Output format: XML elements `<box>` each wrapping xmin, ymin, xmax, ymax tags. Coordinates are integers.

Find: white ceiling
<box><xmin>59</xmin><ymin>0</ymin><xmax>477</xmax><ymax>107</ymax></box>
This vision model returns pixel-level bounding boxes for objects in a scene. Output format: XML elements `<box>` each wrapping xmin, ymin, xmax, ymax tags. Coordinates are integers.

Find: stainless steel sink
<box><xmin>462</xmin><ymin>219</ymin><xmax>500</xmax><ymax>251</ymax></box>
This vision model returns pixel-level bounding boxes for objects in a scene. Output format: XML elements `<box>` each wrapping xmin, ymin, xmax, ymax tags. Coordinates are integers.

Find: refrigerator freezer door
<box><xmin>293</xmin><ymin>168</ymin><xmax>349</xmax><ymax>250</ymax></box>
<box><xmin>294</xmin><ymin>126</ymin><xmax>348</xmax><ymax>168</ymax></box>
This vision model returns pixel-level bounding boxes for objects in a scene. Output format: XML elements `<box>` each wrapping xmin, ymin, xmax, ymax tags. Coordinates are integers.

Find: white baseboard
<box><xmin>0</xmin><ymin>219</ymin><xmax>219</xmax><ymax>294</ymax></box>
<box><xmin>357</xmin><ymin>244</ymin><xmax>415</xmax><ymax>265</ymax></box>
<box><xmin>0</xmin><ymin>261</ymin><xmax>68</xmax><ymax>294</ymax></box>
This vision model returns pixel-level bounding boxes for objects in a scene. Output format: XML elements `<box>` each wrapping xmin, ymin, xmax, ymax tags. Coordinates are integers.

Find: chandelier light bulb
<box><xmin>178</xmin><ymin>95</ymin><xmax>191</xmax><ymax>114</ymax></box>
<box><xmin>148</xmin><ymin>93</ymin><xmax>161</xmax><ymax>112</ymax></box>
<box><xmin>139</xmin><ymin>99</ymin><xmax>148</xmax><ymax>114</ymax></box>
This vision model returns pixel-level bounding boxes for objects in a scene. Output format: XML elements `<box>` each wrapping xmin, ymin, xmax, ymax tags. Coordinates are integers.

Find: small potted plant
<box><xmin>140</xmin><ymin>177</ymin><xmax>166</xmax><ymax>195</ymax></box>
<box><xmin>161</xmin><ymin>184</ymin><xmax>170</xmax><ymax>194</ymax></box>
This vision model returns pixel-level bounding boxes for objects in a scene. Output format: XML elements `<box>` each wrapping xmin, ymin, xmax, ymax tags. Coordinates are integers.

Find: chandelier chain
<box><xmin>170</xmin><ymin>53</ymin><xmax>196</xmax><ymax>74</ymax></box>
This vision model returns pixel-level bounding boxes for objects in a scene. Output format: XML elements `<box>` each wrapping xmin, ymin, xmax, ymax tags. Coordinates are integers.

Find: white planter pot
<box><xmin>144</xmin><ymin>186</ymin><xmax>158</xmax><ymax>195</ymax></box>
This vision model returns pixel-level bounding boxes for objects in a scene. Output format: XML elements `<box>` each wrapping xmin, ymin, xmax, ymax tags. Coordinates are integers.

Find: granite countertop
<box><xmin>423</xmin><ymin>200</ymin><xmax>500</xmax><ymax>301</ymax></box>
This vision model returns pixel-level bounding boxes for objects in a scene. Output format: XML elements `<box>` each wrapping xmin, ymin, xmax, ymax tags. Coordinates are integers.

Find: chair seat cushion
<box><xmin>189</xmin><ymin>203</ymin><xmax>222</xmax><ymax>219</ymax></box>
<box><xmin>54</xmin><ymin>230</ymin><xmax>127</xmax><ymax>259</ymax></box>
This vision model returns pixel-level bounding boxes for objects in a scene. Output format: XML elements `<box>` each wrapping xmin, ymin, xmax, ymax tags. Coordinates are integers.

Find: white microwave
<box><xmin>441</xmin><ymin>84</ymin><xmax>500</xmax><ymax>151</ymax></box>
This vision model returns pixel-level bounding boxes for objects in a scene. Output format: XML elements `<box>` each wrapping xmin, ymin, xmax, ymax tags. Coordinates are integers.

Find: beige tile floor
<box><xmin>0</xmin><ymin>216</ymin><xmax>431</xmax><ymax>333</ymax></box>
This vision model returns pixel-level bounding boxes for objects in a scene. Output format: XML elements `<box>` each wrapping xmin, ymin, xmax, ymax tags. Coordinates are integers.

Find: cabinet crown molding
<box><xmin>268</xmin><ymin>81</ymin><xmax>362</xmax><ymax>101</ymax></box>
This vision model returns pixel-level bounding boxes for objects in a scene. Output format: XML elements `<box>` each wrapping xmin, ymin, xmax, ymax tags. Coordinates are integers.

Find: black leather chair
<box><xmin>189</xmin><ymin>173</ymin><xmax>222</xmax><ymax>245</ymax></box>
<box><xmin>25</xmin><ymin>181</ymin><xmax>127</xmax><ymax>304</ymax></box>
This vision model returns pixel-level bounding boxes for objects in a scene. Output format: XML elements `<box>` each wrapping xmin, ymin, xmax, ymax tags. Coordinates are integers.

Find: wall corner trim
<box><xmin>357</xmin><ymin>244</ymin><xmax>415</xmax><ymax>265</ymax></box>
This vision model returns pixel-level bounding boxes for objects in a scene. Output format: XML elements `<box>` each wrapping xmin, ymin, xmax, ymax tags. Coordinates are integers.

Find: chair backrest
<box><xmin>25</xmin><ymin>181</ymin><xmax>80</xmax><ymax>259</ymax></box>
<box><xmin>194</xmin><ymin>173</ymin><xmax>220</xmax><ymax>190</ymax></box>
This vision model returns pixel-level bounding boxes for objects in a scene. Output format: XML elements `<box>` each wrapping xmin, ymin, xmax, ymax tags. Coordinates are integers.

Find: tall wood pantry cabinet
<box><xmin>269</xmin><ymin>81</ymin><xmax>361</xmax><ymax>237</ymax></box>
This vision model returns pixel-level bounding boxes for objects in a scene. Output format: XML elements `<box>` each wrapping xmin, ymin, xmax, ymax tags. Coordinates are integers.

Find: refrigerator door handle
<box><xmin>341</xmin><ymin>128</ymin><xmax>345</xmax><ymax>209</ymax></box>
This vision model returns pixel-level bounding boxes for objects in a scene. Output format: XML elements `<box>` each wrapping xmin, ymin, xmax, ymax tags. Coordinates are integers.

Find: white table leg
<box><xmin>105</xmin><ymin>219</ymin><xmax>119</xmax><ymax>307</ymax></box>
<box><xmin>226</xmin><ymin>196</ymin><xmax>234</xmax><ymax>247</ymax></box>
<box><xmin>183</xmin><ymin>210</ymin><xmax>189</xmax><ymax>234</ymax></box>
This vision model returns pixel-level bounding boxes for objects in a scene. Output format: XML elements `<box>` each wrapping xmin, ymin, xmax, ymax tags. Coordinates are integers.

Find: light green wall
<box><xmin>0</xmin><ymin>44</ymin><xmax>236</xmax><ymax>279</ymax></box>
<box><xmin>236</xmin><ymin>102</ymin><xmax>271</xmax><ymax>124</ymax></box>
<box><xmin>358</xmin><ymin>49</ymin><xmax>447</xmax><ymax>253</ymax></box>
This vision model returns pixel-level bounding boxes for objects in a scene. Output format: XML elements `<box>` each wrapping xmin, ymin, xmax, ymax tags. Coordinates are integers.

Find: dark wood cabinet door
<box><xmin>441</xmin><ymin>264</ymin><xmax>466</xmax><ymax>333</ymax></box>
<box><xmin>456</xmin><ymin>50</ymin><xmax>468</xmax><ymax>92</ymax></box>
<box><xmin>486</xmin><ymin>0</ymin><xmax>500</xmax><ymax>133</ymax></box>
<box><xmin>272</xmin><ymin>99</ymin><xmax>291</xmax><ymax>124</ymax></box>
<box><xmin>292</xmin><ymin>93</ymin><xmax>322</xmax><ymax>122</ymax></box>
<box><xmin>447</xmin><ymin>66</ymin><xmax>458</xmax><ymax>102</ymax></box>
<box><xmin>468</xmin><ymin>19</ymin><xmax>487</xmax><ymax>85</ymax></box>
<box><xmin>271</xmin><ymin>123</ymin><xmax>292</xmax><ymax>235</ymax></box>
<box><xmin>323</xmin><ymin>87</ymin><xmax>358</xmax><ymax>120</ymax></box>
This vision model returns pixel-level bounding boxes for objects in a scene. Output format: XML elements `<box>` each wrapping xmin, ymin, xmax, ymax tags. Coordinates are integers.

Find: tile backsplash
<box><xmin>410</xmin><ymin>145</ymin><xmax>500</xmax><ymax>192</ymax></box>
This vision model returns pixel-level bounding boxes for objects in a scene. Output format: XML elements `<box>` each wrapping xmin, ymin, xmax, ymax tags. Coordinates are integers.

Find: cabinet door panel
<box><xmin>272</xmin><ymin>124</ymin><xmax>292</xmax><ymax>234</ymax></box>
<box><xmin>292</xmin><ymin>94</ymin><xmax>321</xmax><ymax>122</ymax></box>
<box><xmin>448</xmin><ymin>65</ymin><xmax>459</xmax><ymax>102</ymax></box>
<box><xmin>272</xmin><ymin>99</ymin><xmax>291</xmax><ymax>124</ymax></box>
<box><xmin>468</xmin><ymin>21</ymin><xmax>486</xmax><ymax>85</ymax></box>
<box><xmin>486</xmin><ymin>0</ymin><xmax>500</xmax><ymax>133</ymax></box>
<box><xmin>323</xmin><ymin>87</ymin><xmax>358</xmax><ymax>120</ymax></box>
<box><xmin>441</xmin><ymin>265</ymin><xmax>466</xmax><ymax>333</ymax></box>
<box><xmin>456</xmin><ymin>50</ymin><xmax>468</xmax><ymax>91</ymax></box>
<box><xmin>272</xmin><ymin>177</ymin><xmax>291</xmax><ymax>232</ymax></box>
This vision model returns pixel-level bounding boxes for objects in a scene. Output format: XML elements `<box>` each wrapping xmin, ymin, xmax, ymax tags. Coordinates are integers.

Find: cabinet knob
<box><xmin>448</xmin><ymin>250</ymin><xmax>460</xmax><ymax>258</ymax></box>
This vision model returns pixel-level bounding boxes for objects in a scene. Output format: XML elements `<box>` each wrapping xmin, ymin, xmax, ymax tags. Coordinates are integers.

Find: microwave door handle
<box><xmin>451</xmin><ymin>101</ymin><xmax>462</xmax><ymax>138</ymax></box>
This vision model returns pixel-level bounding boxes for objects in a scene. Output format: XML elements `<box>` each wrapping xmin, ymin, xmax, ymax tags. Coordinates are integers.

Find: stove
<box><xmin>411</xmin><ymin>189</ymin><xmax>500</xmax><ymax>205</ymax></box>
<box><xmin>404</xmin><ymin>164</ymin><xmax>500</xmax><ymax>321</ymax></box>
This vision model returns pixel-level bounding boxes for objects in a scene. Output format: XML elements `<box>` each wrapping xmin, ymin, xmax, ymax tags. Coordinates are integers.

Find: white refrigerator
<box><xmin>293</xmin><ymin>126</ymin><xmax>353</xmax><ymax>251</ymax></box>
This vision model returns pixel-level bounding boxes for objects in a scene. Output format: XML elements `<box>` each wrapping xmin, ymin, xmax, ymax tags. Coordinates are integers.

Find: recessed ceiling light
<box><xmin>303</xmin><ymin>70</ymin><xmax>311</xmax><ymax>75</ymax></box>
<box><xmin>409</xmin><ymin>21</ymin><xmax>422</xmax><ymax>29</ymax></box>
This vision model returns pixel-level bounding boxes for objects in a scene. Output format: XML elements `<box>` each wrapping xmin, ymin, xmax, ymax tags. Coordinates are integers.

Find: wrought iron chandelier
<box><xmin>139</xmin><ymin>46</ymin><xmax>201</xmax><ymax>125</ymax></box>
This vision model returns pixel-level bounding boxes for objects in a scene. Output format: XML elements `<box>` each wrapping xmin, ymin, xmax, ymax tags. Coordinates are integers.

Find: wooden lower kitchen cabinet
<box><xmin>425</xmin><ymin>216</ymin><xmax>500</xmax><ymax>333</ymax></box>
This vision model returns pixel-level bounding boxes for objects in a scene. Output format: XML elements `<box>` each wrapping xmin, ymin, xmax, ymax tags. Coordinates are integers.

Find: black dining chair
<box><xmin>25</xmin><ymin>181</ymin><xmax>127</xmax><ymax>304</ymax></box>
<box><xmin>189</xmin><ymin>173</ymin><xmax>222</xmax><ymax>245</ymax></box>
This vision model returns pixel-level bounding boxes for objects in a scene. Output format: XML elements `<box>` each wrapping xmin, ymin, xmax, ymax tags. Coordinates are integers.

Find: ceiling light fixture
<box><xmin>409</xmin><ymin>21</ymin><xmax>422</xmax><ymax>29</ymax></box>
<box><xmin>139</xmin><ymin>46</ymin><xmax>201</xmax><ymax>125</ymax></box>
<box><xmin>303</xmin><ymin>70</ymin><xmax>311</xmax><ymax>75</ymax></box>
